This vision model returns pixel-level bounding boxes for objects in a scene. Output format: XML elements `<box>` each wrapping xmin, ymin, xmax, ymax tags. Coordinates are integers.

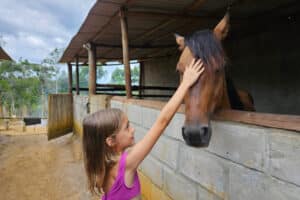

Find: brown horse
<box><xmin>175</xmin><ymin>12</ymin><xmax>255</xmax><ymax>147</ymax></box>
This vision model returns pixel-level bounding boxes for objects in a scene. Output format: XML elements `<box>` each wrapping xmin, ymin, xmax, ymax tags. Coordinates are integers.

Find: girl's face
<box><xmin>114</xmin><ymin>115</ymin><xmax>135</xmax><ymax>151</ymax></box>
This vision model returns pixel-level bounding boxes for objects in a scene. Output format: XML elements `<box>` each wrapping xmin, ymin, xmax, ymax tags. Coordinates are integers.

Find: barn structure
<box><xmin>51</xmin><ymin>0</ymin><xmax>300</xmax><ymax>199</ymax></box>
<box><xmin>0</xmin><ymin>46</ymin><xmax>13</xmax><ymax>61</ymax></box>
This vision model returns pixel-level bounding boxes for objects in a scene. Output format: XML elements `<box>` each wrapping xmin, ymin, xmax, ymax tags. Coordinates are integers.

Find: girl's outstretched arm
<box><xmin>126</xmin><ymin>59</ymin><xmax>204</xmax><ymax>171</ymax></box>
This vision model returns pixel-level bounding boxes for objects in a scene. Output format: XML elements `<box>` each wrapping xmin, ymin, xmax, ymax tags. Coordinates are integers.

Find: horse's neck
<box><xmin>220</xmin><ymin>78</ymin><xmax>231</xmax><ymax>109</ymax></box>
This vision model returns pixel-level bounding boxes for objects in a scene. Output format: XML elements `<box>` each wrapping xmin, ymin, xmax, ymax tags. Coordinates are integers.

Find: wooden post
<box><xmin>75</xmin><ymin>56</ymin><xmax>80</xmax><ymax>95</ymax></box>
<box><xmin>0</xmin><ymin>100</ymin><xmax>3</xmax><ymax>118</ymax></box>
<box><xmin>67</xmin><ymin>62</ymin><xmax>73</xmax><ymax>94</ymax></box>
<box><xmin>120</xmin><ymin>7</ymin><xmax>132</xmax><ymax>98</ymax></box>
<box><xmin>139</xmin><ymin>61</ymin><xmax>144</xmax><ymax>98</ymax></box>
<box><xmin>84</xmin><ymin>43</ymin><xmax>96</xmax><ymax>95</ymax></box>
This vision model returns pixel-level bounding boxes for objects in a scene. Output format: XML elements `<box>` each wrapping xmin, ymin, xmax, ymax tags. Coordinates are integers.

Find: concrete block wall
<box><xmin>111</xmin><ymin>99</ymin><xmax>300</xmax><ymax>200</ymax></box>
<box><xmin>73</xmin><ymin>95</ymin><xmax>89</xmax><ymax>136</ymax></box>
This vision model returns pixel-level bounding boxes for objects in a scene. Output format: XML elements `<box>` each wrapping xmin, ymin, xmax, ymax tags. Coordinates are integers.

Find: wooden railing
<box><xmin>111</xmin><ymin>96</ymin><xmax>300</xmax><ymax>132</ymax></box>
<box><xmin>72</xmin><ymin>84</ymin><xmax>176</xmax><ymax>98</ymax></box>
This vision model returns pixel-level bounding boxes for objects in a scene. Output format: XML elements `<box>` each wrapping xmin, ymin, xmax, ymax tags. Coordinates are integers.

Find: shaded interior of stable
<box><xmin>60</xmin><ymin>0</ymin><xmax>300</xmax><ymax>119</ymax></box>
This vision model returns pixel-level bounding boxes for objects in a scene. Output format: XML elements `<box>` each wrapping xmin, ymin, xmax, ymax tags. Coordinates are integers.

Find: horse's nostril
<box><xmin>182</xmin><ymin>125</ymin><xmax>212</xmax><ymax>147</ymax></box>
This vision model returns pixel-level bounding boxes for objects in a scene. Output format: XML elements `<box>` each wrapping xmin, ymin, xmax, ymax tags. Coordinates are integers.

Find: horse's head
<box><xmin>176</xmin><ymin>13</ymin><xmax>230</xmax><ymax>147</ymax></box>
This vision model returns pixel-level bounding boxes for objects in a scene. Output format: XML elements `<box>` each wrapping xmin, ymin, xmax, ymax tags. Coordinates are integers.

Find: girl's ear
<box><xmin>105</xmin><ymin>136</ymin><xmax>115</xmax><ymax>147</ymax></box>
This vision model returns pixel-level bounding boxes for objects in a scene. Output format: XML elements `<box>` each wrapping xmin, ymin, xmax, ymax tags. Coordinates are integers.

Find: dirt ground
<box><xmin>0</xmin><ymin>124</ymin><xmax>98</xmax><ymax>200</ymax></box>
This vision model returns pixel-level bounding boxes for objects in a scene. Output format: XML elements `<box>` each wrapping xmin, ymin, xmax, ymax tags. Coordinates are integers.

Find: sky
<box><xmin>0</xmin><ymin>0</ymin><xmax>96</xmax><ymax>64</ymax></box>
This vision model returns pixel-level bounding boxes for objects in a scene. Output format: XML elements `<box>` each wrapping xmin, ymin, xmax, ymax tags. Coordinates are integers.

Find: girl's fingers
<box><xmin>199</xmin><ymin>67</ymin><xmax>205</xmax><ymax>74</ymax></box>
<box><xmin>192</xmin><ymin>61</ymin><xmax>199</xmax><ymax>69</ymax></box>
<box><xmin>190</xmin><ymin>58</ymin><xmax>195</xmax><ymax>65</ymax></box>
<box><xmin>194</xmin><ymin>60</ymin><xmax>203</xmax><ymax>71</ymax></box>
<box><xmin>186</xmin><ymin>58</ymin><xmax>203</xmax><ymax>72</ymax></box>
<box><xmin>197</xmin><ymin>62</ymin><xmax>204</xmax><ymax>71</ymax></box>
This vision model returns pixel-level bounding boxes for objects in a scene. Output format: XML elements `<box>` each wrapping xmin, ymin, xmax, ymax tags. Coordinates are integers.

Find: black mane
<box><xmin>185</xmin><ymin>29</ymin><xmax>225</xmax><ymax>70</ymax></box>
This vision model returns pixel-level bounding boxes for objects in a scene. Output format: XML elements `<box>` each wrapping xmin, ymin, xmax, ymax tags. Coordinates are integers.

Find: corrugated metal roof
<box><xmin>0</xmin><ymin>46</ymin><xmax>13</xmax><ymax>61</ymax></box>
<box><xmin>60</xmin><ymin>0</ymin><xmax>298</xmax><ymax>63</ymax></box>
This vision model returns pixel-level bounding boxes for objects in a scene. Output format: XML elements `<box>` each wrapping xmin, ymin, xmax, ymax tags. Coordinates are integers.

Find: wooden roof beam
<box><xmin>183</xmin><ymin>0</ymin><xmax>207</xmax><ymax>12</ymax></box>
<box><xmin>94</xmin><ymin>43</ymin><xmax>175</xmax><ymax>49</ymax></box>
<box><xmin>127</xmin><ymin>10</ymin><xmax>216</xmax><ymax>21</ymax></box>
<box><xmin>77</xmin><ymin>55</ymin><xmax>172</xmax><ymax>62</ymax></box>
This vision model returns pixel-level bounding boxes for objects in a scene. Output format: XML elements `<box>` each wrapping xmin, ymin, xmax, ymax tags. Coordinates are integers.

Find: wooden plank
<box><xmin>75</xmin><ymin>56</ymin><xmax>80</xmax><ymax>95</ymax></box>
<box><xmin>111</xmin><ymin>97</ymin><xmax>300</xmax><ymax>132</ymax></box>
<box><xmin>77</xmin><ymin>54</ymin><xmax>172</xmax><ymax>61</ymax></box>
<box><xmin>214</xmin><ymin>109</ymin><xmax>300</xmax><ymax>132</ymax></box>
<box><xmin>183</xmin><ymin>0</ymin><xmax>207</xmax><ymax>12</ymax></box>
<box><xmin>120</xmin><ymin>7</ymin><xmax>132</xmax><ymax>98</ymax></box>
<box><xmin>94</xmin><ymin>43</ymin><xmax>175</xmax><ymax>49</ymax></box>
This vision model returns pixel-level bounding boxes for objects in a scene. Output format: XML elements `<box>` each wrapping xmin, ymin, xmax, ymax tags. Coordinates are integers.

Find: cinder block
<box><xmin>269</xmin><ymin>129</ymin><xmax>300</xmax><ymax>186</ymax></box>
<box><xmin>138</xmin><ymin>172</ymin><xmax>151</xmax><ymax>200</ymax></box>
<box><xmin>151</xmin><ymin>183</ymin><xmax>172</xmax><ymax>200</ymax></box>
<box><xmin>89</xmin><ymin>95</ymin><xmax>108</xmax><ymax>112</ymax></box>
<box><xmin>110</xmin><ymin>100</ymin><xmax>123</xmax><ymax>110</ymax></box>
<box><xmin>139</xmin><ymin>156</ymin><xmax>164</xmax><ymax>188</ymax></box>
<box><xmin>134</xmin><ymin>125</ymin><xmax>147</xmax><ymax>143</ymax></box>
<box><xmin>164</xmin><ymin>167</ymin><xmax>197</xmax><ymax>200</ymax></box>
<box><xmin>198</xmin><ymin>186</ymin><xmax>224</xmax><ymax>200</ymax></box>
<box><xmin>141</xmin><ymin>107</ymin><xmax>159</xmax><ymax>129</ymax></box>
<box><xmin>127</xmin><ymin>104</ymin><xmax>142</xmax><ymax>125</ymax></box>
<box><xmin>208</xmin><ymin>121</ymin><xmax>267</xmax><ymax>171</ymax></box>
<box><xmin>138</xmin><ymin>171</ymin><xmax>172</xmax><ymax>200</ymax></box>
<box><xmin>229</xmin><ymin>163</ymin><xmax>300</xmax><ymax>200</ymax></box>
<box><xmin>164</xmin><ymin>113</ymin><xmax>185</xmax><ymax>141</ymax></box>
<box><xmin>152</xmin><ymin>136</ymin><xmax>179</xmax><ymax>169</ymax></box>
<box><xmin>179</xmin><ymin>146</ymin><xmax>229</xmax><ymax>195</ymax></box>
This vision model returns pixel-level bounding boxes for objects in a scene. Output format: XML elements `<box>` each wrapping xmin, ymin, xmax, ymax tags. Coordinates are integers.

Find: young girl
<box><xmin>82</xmin><ymin>59</ymin><xmax>204</xmax><ymax>200</ymax></box>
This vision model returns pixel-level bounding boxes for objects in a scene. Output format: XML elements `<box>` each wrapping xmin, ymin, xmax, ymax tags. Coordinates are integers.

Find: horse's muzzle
<box><xmin>182</xmin><ymin>124</ymin><xmax>211</xmax><ymax>147</ymax></box>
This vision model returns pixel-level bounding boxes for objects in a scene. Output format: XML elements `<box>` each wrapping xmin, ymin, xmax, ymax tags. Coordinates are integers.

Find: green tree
<box><xmin>73</xmin><ymin>65</ymin><xmax>107</xmax><ymax>89</ymax></box>
<box><xmin>131</xmin><ymin>66</ymin><xmax>140</xmax><ymax>85</ymax></box>
<box><xmin>41</xmin><ymin>48</ymin><xmax>64</xmax><ymax>93</ymax></box>
<box><xmin>57</xmin><ymin>70</ymin><xmax>68</xmax><ymax>93</ymax></box>
<box><xmin>111</xmin><ymin>68</ymin><xmax>125</xmax><ymax>84</ymax></box>
<box><xmin>0</xmin><ymin>59</ymin><xmax>55</xmax><ymax>117</ymax></box>
<box><xmin>111</xmin><ymin>66</ymin><xmax>140</xmax><ymax>85</ymax></box>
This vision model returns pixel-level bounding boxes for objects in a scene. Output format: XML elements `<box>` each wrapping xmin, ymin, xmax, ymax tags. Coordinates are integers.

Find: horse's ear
<box><xmin>213</xmin><ymin>12</ymin><xmax>230</xmax><ymax>41</ymax></box>
<box><xmin>174</xmin><ymin>33</ymin><xmax>185</xmax><ymax>50</ymax></box>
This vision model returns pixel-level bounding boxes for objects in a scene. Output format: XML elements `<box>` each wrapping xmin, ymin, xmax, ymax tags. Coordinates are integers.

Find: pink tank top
<box><xmin>102</xmin><ymin>152</ymin><xmax>141</xmax><ymax>200</ymax></box>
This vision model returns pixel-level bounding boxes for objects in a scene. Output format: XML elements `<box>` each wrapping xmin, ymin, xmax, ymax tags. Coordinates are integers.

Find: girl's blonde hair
<box><xmin>82</xmin><ymin>108</ymin><xmax>124</xmax><ymax>195</ymax></box>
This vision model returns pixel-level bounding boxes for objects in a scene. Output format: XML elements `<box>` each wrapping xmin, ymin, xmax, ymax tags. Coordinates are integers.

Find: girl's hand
<box><xmin>182</xmin><ymin>58</ymin><xmax>204</xmax><ymax>87</ymax></box>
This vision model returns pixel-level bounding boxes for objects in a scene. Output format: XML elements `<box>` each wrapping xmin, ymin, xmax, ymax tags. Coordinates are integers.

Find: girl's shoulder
<box><xmin>124</xmin><ymin>147</ymin><xmax>134</xmax><ymax>158</ymax></box>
